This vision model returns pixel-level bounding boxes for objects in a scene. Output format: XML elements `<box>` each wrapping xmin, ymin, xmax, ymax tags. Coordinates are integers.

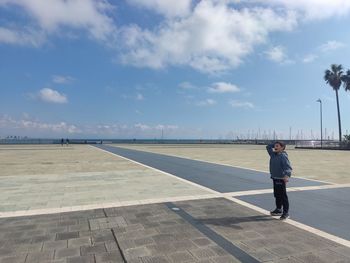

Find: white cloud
<box><xmin>265</xmin><ymin>45</ymin><xmax>295</xmax><ymax>64</ymax></box>
<box><xmin>318</xmin><ymin>41</ymin><xmax>345</xmax><ymax>53</ymax></box>
<box><xmin>229</xmin><ymin>100</ymin><xmax>254</xmax><ymax>109</ymax></box>
<box><xmin>0</xmin><ymin>114</ymin><xmax>182</xmax><ymax>138</ymax></box>
<box><xmin>22</xmin><ymin>112</ymin><xmax>30</xmax><ymax>119</ymax></box>
<box><xmin>134</xmin><ymin>123</ymin><xmax>178</xmax><ymax>132</ymax></box>
<box><xmin>301</xmin><ymin>41</ymin><xmax>345</xmax><ymax>63</ymax></box>
<box><xmin>89</xmin><ymin>123</ymin><xmax>180</xmax><ymax>138</ymax></box>
<box><xmin>120</xmin><ymin>1</ymin><xmax>297</xmax><ymax>73</ymax></box>
<box><xmin>126</xmin><ymin>0</ymin><xmax>192</xmax><ymax>17</ymax></box>
<box><xmin>155</xmin><ymin>124</ymin><xmax>179</xmax><ymax>130</ymax></box>
<box><xmin>248</xmin><ymin>0</ymin><xmax>350</xmax><ymax>20</ymax></box>
<box><xmin>265</xmin><ymin>46</ymin><xmax>287</xmax><ymax>63</ymax></box>
<box><xmin>302</xmin><ymin>54</ymin><xmax>318</xmax><ymax>63</ymax></box>
<box><xmin>136</xmin><ymin>93</ymin><xmax>144</xmax><ymax>101</ymax></box>
<box><xmin>52</xmin><ymin>75</ymin><xmax>75</xmax><ymax>84</ymax></box>
<box><xmin>0</xmin><ymin>26</ymin><xmax>45</xmax><ymax>46</ymax></box>
<box><xmin>38</xmin><ymin>88</ymin><xmax>68</xmax><ymax>104</ymax></box>
<box><xmin>196</xmin><ymin>99</ymin><xmax>216</xmax><ymax>106</ymax></box>
<box><xmin>2</xmin><ymin>0</ymin><xmax>350</xmax><ymax>75</ymax></box>
<box><xmin>123</xmin><ymin>93</ymin><xmax>145</xmax><ymax>101</ymax></box>
<box><xmin>134</xmin><ymin>123</ymin><xmax>150</xmax><ymax>131</ymax></box>
<box><xmin>0</xmin><ymin>115</ymin><xmax>80</xmax><ymax>134</ymax></box>
<box><xmin>0</xmin><ymin>0</ymin><xmax>117</xmax><ymax>44</ymax></box>
<box><xmin>208</xmin><ymin>82</ymin><xmax>240</xmax><ymax>93</ymax></box>
<box><xmin>179</xmin><ymin>82</ymin><xmax>197</xmax><ymax>90</ymax></box>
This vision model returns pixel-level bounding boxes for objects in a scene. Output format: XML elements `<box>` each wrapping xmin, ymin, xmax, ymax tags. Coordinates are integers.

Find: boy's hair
<box><xmin>275</xmin><ymin>141</ymin><xmax>286</xmax><ymax>150</ymax></box>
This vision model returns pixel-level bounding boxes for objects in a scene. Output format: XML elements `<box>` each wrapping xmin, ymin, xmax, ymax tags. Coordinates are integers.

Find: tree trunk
<box><xmin>335</xmin><ymin>89</ymin><xmax>342</xmax><ymax>141</ymax></box>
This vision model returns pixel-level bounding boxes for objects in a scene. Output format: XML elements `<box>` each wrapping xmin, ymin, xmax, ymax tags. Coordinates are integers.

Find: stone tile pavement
<box><xmin>1</xmin><ymin>198</ymin><xmax>349</xmax><ymax>263</ymax></box>
<box><xmin>173</xmin><ymin>198</ymin><xmax>350</xmax><ymax>263</ymax></box>
<box><xmin>0</xmin><ymin>170</ymin><xmax>209</xmax><ymax>212</ymax></box>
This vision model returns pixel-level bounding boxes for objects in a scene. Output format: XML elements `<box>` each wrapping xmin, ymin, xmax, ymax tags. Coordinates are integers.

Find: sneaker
<box><xmin>270</xmin><ymin>208</ymin><xmax>283</xmax><ymax>216</ymax></box>
<box><xmin>280</xmin><ymin>213</ymin><xmax>290</xmax><ymax>220</ymax></box>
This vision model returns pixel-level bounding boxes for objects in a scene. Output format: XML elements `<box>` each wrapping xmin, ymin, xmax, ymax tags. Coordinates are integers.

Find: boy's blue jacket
<box><xmin>266</xmin><ymin>144</ymin><xmax>293</xmax><ymax>179</ymax></box>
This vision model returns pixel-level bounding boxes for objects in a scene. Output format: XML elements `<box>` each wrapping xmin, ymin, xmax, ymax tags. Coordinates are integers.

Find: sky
<box><xmin>1</xmin><ymin>0</ymin><xmax>350</xmax><ymax>139</ymax></box>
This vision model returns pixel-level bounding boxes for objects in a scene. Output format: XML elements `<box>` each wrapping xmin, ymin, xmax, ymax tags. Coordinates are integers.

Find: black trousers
<box><xmin>273</xmin><ymin>179</ymin><xmax>289</xmax><ymax>214</ymax></box>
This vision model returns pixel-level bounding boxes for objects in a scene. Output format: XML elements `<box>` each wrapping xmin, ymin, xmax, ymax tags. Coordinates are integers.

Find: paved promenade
<box><xmin>95</xmin><ymin>145</ymin><xmax>350</xmax><ymax>243</ymax></box>
<box><xmin>0</xmin><ymin>144</ymin><xmax>349</xmax><ymax>262</ymax></box>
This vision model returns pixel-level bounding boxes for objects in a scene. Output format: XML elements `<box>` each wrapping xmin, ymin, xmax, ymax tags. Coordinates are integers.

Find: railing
<box><xmin>295</xmin><ymin>140</ymin><xmax>350</xmax><ymax>150</ymax></box>
<box><xmin>1</xmin><ymin>138</ymin><xmax>349</xmax><ymax>149</ymax></box>
<box><xmin>0</xmin><ymin>139</ymin><xmax>296</xmax><ymax>145</ymax></box>
<box><xmin>0</xmin><ymin>139</ymin><xmax>102</xmax><ymax>144</ymax></box>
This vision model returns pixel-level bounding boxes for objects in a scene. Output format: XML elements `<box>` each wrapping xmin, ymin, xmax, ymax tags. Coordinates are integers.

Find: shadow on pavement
<box><xmin>197</xmin><ymin>215</ymin><xmax>273</xmax><ymax>229</ymax></box>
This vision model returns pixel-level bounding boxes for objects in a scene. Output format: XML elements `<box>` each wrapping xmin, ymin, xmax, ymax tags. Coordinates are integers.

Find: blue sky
<box><xmin>1</xmin><ymin>0</ymin><xmax>350</xmax><ymax>139</ymax></box>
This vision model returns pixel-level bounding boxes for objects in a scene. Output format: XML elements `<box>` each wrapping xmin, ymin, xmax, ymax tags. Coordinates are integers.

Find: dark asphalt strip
<box><xmin>94</xmin><ymin>145</ymin><xmax>327</xmax><ymax>193</ymax></box>
<box><xmin>165</xmin><ymin>202</ymin><xmax>260</xmax><ymax>263</ymax></box>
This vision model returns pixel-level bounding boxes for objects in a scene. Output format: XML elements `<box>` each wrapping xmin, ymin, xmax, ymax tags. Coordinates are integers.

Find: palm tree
<box><xmin>342</xmin><ymin>69</ymin><xmax>350</xmax><ymax>141</ymax></box>
<box><xmin>341</xmin><ymin>69</ymin><xmax>350</xmax><ymax>92</ymax></box>
<box><xmin>324</xmin><ymin>64</ymin><xmax>343</xmax><ymax>141</ymax></box>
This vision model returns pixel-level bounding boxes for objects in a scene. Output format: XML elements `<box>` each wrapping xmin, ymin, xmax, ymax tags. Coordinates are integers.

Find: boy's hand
<box><xmin>283</xmin><ymin>176</ymin><xmax>289</xmax><ymax>183</ymax></box>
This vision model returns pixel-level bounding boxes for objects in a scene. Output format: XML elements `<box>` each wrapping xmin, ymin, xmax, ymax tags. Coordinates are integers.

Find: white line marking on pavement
<box><xmin>3</xmin><ymin>183</ymin><xmax>349</xmax><ymax>219</ymax></box>
<box><xmin>0</xmin><ymin>194</ymin><xmax>221</xmax><ymax>219</ymax></box>
<box><xmin>110</xmin><ymin>145</ymin><xmax>335</xmax><ymax>185</ymax></box>
<box><xmin>223</xmin><ymin>183</ymin><xmax>350</xmax><ymax>197</ymax></box>
<box><xmin>3</xmin><ymin>183</ymin><xmax>348</xmax><ymax>219</ymax></box>
<box><xmin>225</xmin><ymin>189</ymin><xmax>273</xmax><ymax>196</ymax></box>
<box><xmin>287</xmin><ymin>183</ymin><xmax>350</xmax><ymax>191</ymax></box>
<box><xmin>92</xmin><ymin>145</ymin><xmax>350</xmax><ymax>248</ymax></box>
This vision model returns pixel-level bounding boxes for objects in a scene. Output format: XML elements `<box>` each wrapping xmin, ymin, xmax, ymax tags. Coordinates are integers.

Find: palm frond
<box><xmin>324</xmin><ymin>70</ymin><xmax>332</xmax><ymax>82</ymax></box>
<box><xmin>325</xmin><ymin>64</ymin><xmax>343</xmax><ymax>90</ymax></box>
<box><xmin>331</xmin><ymin>64</ymin><xmax>343</xmax><ymax>74</ymax></box>
<box><xmin>341</xmin><ymin>70</ymin><xmax>350</xmax><ymax>92</ymax></box>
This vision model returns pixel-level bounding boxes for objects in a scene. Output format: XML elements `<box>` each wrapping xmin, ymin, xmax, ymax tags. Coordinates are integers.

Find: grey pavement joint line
<box><xmin>103</xmin><ymin>208</ymin><xmax>127</xmax><ymax>263</ymax></box>
<box><xmin>165</xmin><ymin>202</ymin><xmax>260</xmax><ymax>263</ymax></box>
<box><xmin>93</xmin><ymin>144</ymin><xmax>350</xmax><ymax>248</ymax></box>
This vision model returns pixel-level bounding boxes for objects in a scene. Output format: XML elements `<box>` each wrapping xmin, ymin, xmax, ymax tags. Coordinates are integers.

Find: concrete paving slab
<box><xmin>95</xmin><ymin>145</ymin><xmax>327</xmax><ymax>193</ymax></box>
<box><xmin>0</xmin><ymin>145</ymin><xmax>213</xmax><ymax>213</ymax></box>
<box><xmin>237</xmin><ymin>187</ymin><xmax>350</xmax><ymax>241</ymax></box>
<box><xmin>0</xmin><ymin>169</ymin><xmax>210</xmax><ymax>213</ymax></box>
<box><xmin>0</xmin><ymin>145</ymin><xmax>142</xmax><ymax>176</ymax></box>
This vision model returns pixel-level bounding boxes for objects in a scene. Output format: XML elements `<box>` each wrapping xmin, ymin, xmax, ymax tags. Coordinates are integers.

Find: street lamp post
<box><xmin>316</xmin><ymin>99</ymin><xmax>323</xmax><ymax>148</ymax></box>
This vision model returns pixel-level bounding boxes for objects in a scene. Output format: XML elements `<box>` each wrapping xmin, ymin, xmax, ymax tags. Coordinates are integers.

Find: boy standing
<box><xmin>266</xmin><ymin>141</ymin><xmax>292</xmax><ymax>220</ymax></box>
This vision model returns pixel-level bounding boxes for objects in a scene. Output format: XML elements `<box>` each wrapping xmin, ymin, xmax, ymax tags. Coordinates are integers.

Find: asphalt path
<box><xmin>95</xmin><ymin>145</ymin><xmax>326</xmax><ymax>193</ymax></box>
